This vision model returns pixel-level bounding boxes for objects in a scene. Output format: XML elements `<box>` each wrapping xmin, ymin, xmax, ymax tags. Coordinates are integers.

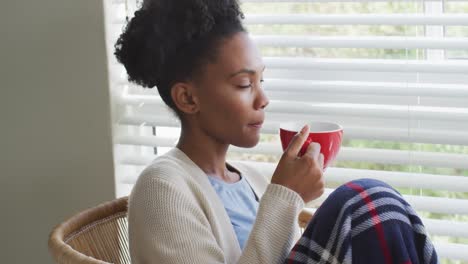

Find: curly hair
<box><xmin>114</xmin><ymin>0</ymin><xmax>245</xmax><ymax>115</ymax></box>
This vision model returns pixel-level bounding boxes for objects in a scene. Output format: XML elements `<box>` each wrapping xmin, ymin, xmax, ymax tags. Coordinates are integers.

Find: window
<box><xmin>103</xmin><ymin>0</ymin><xmax>468</xmax><ymax>262</ymax></box>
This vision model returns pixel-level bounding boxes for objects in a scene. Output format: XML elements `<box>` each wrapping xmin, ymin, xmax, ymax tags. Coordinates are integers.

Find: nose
<box><xmin>255</xmin><ymin>85</ymin><xmax>269</xmax><ymax>110</ymax></box>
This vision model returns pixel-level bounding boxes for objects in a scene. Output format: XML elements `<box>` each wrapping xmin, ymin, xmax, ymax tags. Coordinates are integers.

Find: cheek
<box><xmin>203</xmin><ymin>90</ymin><xmax>250</xmax><ymax>119</ymax></box>
<box><xmin>219</xmin><ymin>93</ymin><xmax>251</xmax><ymax>122</ymax></box>
<box><xmin>199</xmin><ymin>91</ymin><xmax>260</xmax><ymax>146</ymax></box>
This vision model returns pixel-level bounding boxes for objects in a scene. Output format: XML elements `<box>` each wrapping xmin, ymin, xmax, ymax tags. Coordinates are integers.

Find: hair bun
<box><xmin>114</xmin><ymin>0</ymin><xmax>245</xmax><ymax>114</ymax></box>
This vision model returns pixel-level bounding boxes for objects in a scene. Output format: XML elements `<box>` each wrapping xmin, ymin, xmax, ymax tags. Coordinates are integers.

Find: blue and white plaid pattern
<box><xmin>285</xmin><ymin>179</ymin><xmax>439</xmax><ymax>264</ymax></box>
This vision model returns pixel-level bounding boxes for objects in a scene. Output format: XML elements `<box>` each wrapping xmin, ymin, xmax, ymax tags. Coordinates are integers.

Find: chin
<box><xmin>233</xmin><ymin>136</ymin><xmax>261</xmax><ymax>148</ymax></box>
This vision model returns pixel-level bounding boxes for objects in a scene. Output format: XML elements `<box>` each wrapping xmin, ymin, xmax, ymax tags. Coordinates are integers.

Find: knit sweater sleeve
<box><xmin>128</xmin><ymin>169</ymin><xmax>305</xmax><ymax>264</ymax></box>
<box><xmin>240</xmin><ymin>184</ymin><xmax>305</xmax><ymax>263</ymax></box>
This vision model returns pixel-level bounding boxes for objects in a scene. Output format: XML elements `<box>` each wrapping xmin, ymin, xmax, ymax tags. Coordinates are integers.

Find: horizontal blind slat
<box><xmin>314</xmin><ymin>188</ymin><xmax>468</xmax><ymax>215</ymax></box>
<box><xmin>434</xmin><ymin>242</ymin><xmax>468</xmax><ymax>261</ymax></box>
<box><xmin>243</xmin><ymin>0</ymin><xmax>467</xmax><ymax>2</ymax></box>
<box><xmin>267</xmin><ymin>101</ymin><xmax>468</xmax><ymax>121</ymax></box>
<box><xmin>242</xmin><ymin>0</ymin><xmax>466</xmax><ymax>4</ymax></box>
<box><xmin>264</xmin><ymin>57</ymin><xmax>468</xmax><ymax>74</ymax></box>
<box><xmin>253</xmin><ymin>35</ymin><xmax>468</xmax><ymax>50</ymax></box>
<box><xmin>326</xmin><ymin>168</ymin><xmax>468</xmax><ymax>192</ymax></box>
<box><xmin>265</xmin><ymin>69</ymin><xmax>468</xmax><ymax>84</ymax></box>
<box><xmin>425</xmin><ymin>220</ymin><xmax>468</xmax><ymax>240</ymax></box>
<box><xmin>264</xmin><ymin>79</ymin><xmax>468</xmax><ymax>97</ymax></box>
<box><xmin>338</xmin><ymin>147</ymin><xmax>468</xmax><ymax>169</ymax></box>
<box><xmin>113</xmin><ymin>13</ymin><xmax>468</xmax><ymax>26</ymax></box>
<box><xmin>244</xmin><ymin>14</ymin><xmax>468</xmax><ymax>26</ymax></box>
<box><xmin>111</xmin><ymin>0</ymin><xmax>468</xmax><ymax>5</ymax></box>
<box><xmin>265</xmin><ymin>91</ymin><xmax>468</xmax><ymax>108</ymax></box>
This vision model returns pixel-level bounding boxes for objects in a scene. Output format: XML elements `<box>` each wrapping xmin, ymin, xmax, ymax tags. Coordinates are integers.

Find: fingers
<box><xmin>318</xmin><ymin>153</ymin><xmax>324</xmax><ymax>170</ymax></box>
<box><xmin>284</xmin><ymin>125</ymin><xmax>309</xmax><ymax>157</ymax></box>
<box><xmin>305</xmin><ymin>142</ymin><xmax>321</xmax><ymax>160</ymax></box>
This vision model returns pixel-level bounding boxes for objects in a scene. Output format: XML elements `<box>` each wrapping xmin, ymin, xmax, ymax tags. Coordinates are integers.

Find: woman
<box><xmin>115</xmin><ymin>0</ymin><xmax>438</xmax><ymax>263</ymax></box>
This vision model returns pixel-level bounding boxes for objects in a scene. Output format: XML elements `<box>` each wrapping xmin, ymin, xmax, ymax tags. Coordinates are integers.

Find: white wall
<box><xmin>0</xmin><ymin>1</ymin><xmax>115</xmax><ymax>263</ymax></box>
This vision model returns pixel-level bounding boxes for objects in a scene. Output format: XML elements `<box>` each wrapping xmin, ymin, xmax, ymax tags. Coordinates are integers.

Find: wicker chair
<box><xmin>48</xmin><ymin>196</ymin><xmax>313</xmax><ymax>264</ymax></box>
<box><xmin>48</xmin><ymin>196</ymin><xmax>130</xmax><ymax>264</ymax></box>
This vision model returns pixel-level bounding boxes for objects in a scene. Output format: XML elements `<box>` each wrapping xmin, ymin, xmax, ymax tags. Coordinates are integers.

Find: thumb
<box><xmin>284</xmin><ymin>125</ymin><xmax>309</xmax><ymax>158</ymax></box>
<box><xmin>318</xmin><ymin>153</ymin><xmax>325</xmax><ymax>170</ymax></box>
<box><xmin>305</xmin><ymin>142</ymin><xmax>321</xmax><ymax>160</ymax></box>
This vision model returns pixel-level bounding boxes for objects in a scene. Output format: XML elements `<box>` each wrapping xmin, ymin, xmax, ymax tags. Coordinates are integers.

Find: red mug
<box><xmin>279</xmin><ymin>122</ymin><xmax>344</xmax><ymax>170</ymax></box>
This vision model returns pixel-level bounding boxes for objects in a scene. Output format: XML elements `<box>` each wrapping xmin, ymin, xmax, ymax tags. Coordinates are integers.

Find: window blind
<box><xmin>103</xmin><ymin>0</ymin><xmax>468</xmax><ymax>262</ymax></box>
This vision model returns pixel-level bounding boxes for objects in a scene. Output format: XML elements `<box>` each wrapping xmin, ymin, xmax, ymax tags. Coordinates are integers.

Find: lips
<box><xmin>248</xmin><ymin>121</ymin><xmax>264</xmax><ymax>128</ymax></box>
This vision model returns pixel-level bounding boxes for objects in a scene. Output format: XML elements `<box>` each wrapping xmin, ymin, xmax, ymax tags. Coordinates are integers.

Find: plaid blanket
<box><xmin>285</xmin><ymin>179</ymin><xmax>439</xmax><ymax>264</ymax></box>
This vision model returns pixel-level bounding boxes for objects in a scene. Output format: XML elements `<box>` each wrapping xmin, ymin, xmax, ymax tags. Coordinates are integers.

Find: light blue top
<box><xmin>207</xmin><ymin>172</ymin><xmax>259</xmax><ymax>250</ymax></box>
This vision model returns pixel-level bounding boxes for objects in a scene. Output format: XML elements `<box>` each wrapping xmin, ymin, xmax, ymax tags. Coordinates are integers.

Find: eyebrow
<box><xmin>228</xmin><ymin>65</ymin><xmax>266</xmax><ymax>79</ymax></box>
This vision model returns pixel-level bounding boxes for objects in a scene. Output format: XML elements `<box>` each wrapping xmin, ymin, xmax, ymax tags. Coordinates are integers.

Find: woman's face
<box><xmin>193</xmin><ymin>32</ymin><xmax>269</xmax><ymax>148</ymax></box>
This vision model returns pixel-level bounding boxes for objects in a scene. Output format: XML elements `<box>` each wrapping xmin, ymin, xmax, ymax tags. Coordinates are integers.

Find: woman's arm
<box><xmin>240</xmin><ymin>184</ymin><xmax>305</xmax><ymax>263</ymax></box>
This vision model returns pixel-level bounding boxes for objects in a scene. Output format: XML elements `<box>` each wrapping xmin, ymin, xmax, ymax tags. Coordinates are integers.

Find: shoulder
<box><xmin>128</xmin><ymin>155</ymin><xmax>197</xmax><ymax>214</ymax></box>
<box><xmin>128</xmin><ymin>154</ymin><xmax>195</xmax><ymax>206</ymax></box>
<box><xmin>135</xmin><ymin>150</ymin><xmax>194</xmax><ymax>185</ymax></box>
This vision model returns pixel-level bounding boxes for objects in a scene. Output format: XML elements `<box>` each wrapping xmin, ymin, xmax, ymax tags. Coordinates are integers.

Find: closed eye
<box><xmin>238</xmin><ymin>79</ymin><xmax>264</xmax><ymax>89</ymax></box>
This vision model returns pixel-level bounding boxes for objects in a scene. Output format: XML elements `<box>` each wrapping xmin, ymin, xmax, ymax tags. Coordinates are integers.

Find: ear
<box><xmin>170</xmin><ymin>82</ymin><xmax>200</xmax><ymax>114</ymax></box>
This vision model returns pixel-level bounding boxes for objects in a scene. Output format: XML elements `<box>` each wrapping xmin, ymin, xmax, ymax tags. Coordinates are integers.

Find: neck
<box><xmin>176</xmin><ymin>122</ymin><xmax>231</xmax><ymax>179</ymax></box>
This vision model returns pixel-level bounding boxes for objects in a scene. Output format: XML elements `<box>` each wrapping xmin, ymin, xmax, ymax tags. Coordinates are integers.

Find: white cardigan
<box><xmin>128</xmin><ymin>148</ymin><xmax>305</xmax><ymax>264</ymax></box>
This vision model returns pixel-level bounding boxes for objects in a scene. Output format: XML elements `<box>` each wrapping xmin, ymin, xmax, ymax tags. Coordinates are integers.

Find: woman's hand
<box><xmin>271</xmin><ymin>125</ymin><xmax>325</xmax><ymax>203</ymax></box>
